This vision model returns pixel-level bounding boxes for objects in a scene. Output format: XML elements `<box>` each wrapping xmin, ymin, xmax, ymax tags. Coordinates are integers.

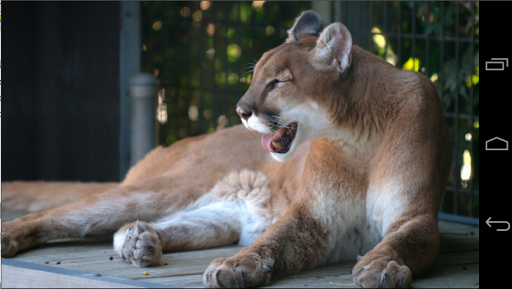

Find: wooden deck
<box><xmin>1</xmin><ymin>210</ymin><xmax>479</xmax><ymax>288</ymax></box>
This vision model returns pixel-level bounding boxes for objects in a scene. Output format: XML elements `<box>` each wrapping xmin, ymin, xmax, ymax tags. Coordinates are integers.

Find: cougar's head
<box><xmin>236</xmin><ymin>11</ymin><xmax>353</xmax><ymax>162</ymax></box>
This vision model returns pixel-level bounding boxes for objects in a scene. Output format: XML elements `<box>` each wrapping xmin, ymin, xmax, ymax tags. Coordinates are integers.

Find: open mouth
<box><xmin>261</xmin><ymin>122</ymin><xmax>298</xmax><ymax>153</ymax></box>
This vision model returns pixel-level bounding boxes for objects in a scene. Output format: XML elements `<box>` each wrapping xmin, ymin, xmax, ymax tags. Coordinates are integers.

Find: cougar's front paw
<box><xmin>114</xmin><ymin>221</ymin><xmax>162</xmax><ymax>267</ymax></box>
<box><xmin>352</xmin><ymin>254</ymin><xmax>412</xmax><ymax>288</ymax></box>
<box><xmin>2</xmin><ymin>225</ymin><xmax>19</xmax><ymax>257</ymax></box>
<box><xmin>203</xmin><ymin>253</ymin><xmax>272</xmax><ymax>288</ymax></box>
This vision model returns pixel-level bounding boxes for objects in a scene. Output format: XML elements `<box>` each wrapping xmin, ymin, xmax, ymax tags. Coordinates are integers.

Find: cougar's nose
<box><xmin>236</xmin><ymin>107</ymin><xmax>252</xmax><ymax>121</ymax></box>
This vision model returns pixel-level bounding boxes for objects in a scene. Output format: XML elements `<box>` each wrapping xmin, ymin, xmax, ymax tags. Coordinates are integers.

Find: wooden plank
<box><xmin>145</xmin><ymin>272</ymin><xmax>359</xmax><ymax>288</ymax></box>
<box><xmin>102</xmin><ymin>246</ymin><xmax>245</xmax><ymax>279</ymax></box>
<box><xmin>411</xmin><ymin>263</ymin><xmax>479</xmax><ymax>288</ymax></box>
<box><xmin>12</xmin><ymin>242</ymin><xmax>244</xmax><ymax>280</ymax></box>
<box><xmin>1</xmin><ymin>259</ymin><xmax>177</xmax><ymax>288</ymax></box>
<box><xmin>2</xmin><ymin>211</ymin><xmax>479</xmax><ymax>288</ymax></box>
<box><xmin>14</xmin><ymin>241</ymin><xmax>114</xmax><ymax>258</ymax></box>
<box><xmin>438</xmin><ymin>220</ymin><xmax>478</xmax><ymax>232</ymax></box>
<box><xmin>129</xmin><ymin>251</ymin><xmax>479</xmax><ymax>288</ymax></box>
<box><xmin>274</xmin><ymin>262</ymin><xmax>355</xmax><ymax>281</ymax></box>
<box><xmin>149</xmin><ymin>264</ymin><xmax>480</xmax><ymax>289</ymax></box>
<box><xmin>2</xmin><ymin>264</ymin><xmax>136</xmax><ymax>288</ymax></box>
<box><xmin>272</xmin><ymin>249</ymin><xmax>479</xmax><ymax>283</ymax></box>
<box><xmin>265</xmin><ymin>273</ymin><xmax>357</xmax><ymax>288</ymax></box>
<box><xmin>141</xmin><ymin>262</ymin><xmax>358</xmax><ymax>288</ymax></box>
<box><xmin>12</xmin><ymin>241</ymin><xmax>121</xmax><ymax>269</ymax></box>
<box><xmin>145</xmin><ymin>262</ymin><xmax>480</xmax><ymax>288</ymax></box>
<box><xmin>265</xmin><ymin>264</ymin><xmax>480</xmax><ymax>288</ymax></box>
<box><xmin>433</xmin><ymin>250</ymin><xmax>479</xmax><ymax>268</ymax></box>
<box><xmin>140</xmin><ymin>274</ymin><xmax>205</xmax><ymax>288</ymax></box>
<box><xmin>439</xmin><ymin>220</ymin><xmax>479</xmax><ymax>237</ymax></box>
<box><xmin>439</xmin><ymin>235</ymin><xmax>479</xmax><ymax>253</ymax></box>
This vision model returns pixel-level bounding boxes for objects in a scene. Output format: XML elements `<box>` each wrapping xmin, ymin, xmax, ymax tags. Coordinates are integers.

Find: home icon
<box><xmin>486</xmin><ymin>137</ymin><xmax>509</xmax><ymax>151</ymax></box>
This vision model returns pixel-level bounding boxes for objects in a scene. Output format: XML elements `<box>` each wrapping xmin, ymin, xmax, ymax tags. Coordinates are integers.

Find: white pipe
<box><xmin>129</xmin><ymin>73</ymin><xmax>157</xmax><ymax>166</ymax></box>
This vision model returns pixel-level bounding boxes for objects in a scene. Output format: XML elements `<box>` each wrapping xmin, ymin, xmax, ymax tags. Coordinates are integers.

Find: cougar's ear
<box><xmin>285</xmin><ymin>11</ymin><xmax>324</xmax><ymax>43</ymax></box>
<box><xmin>313</xmin><ymin>23</ymin><xmax>353</xmax><ymax>76</ymax></box>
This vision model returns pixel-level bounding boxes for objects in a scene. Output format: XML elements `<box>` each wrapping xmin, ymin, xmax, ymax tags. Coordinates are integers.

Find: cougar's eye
<box><xmin>266</xmin><ymin>79</ymin><xmax>279</xmax><ymax>88</ymax></box>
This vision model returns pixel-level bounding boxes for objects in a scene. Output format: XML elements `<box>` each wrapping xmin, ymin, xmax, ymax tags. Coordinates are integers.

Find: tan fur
<box><xmin>2</xmin><ymin>181</ymin><xmax>118</xmax><ymax>212</ymax></box>
<box><xmin>2</xmin><ymin>11</ymin><xmax>451</xmax><ymax>288</ymax></box>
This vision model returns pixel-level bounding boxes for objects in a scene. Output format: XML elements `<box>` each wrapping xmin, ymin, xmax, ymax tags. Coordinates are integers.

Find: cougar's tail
<box><xmin>2</xmin><ymin>181</ymin><xmax>119</xmax><ymax>212</ymax></box>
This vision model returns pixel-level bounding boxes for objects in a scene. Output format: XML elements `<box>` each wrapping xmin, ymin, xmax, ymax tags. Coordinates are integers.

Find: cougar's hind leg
<box><xmin>113</xmin><ymin>199</ymin><xmax>245</xmax><ymax>267</ymax></box>
<box><xmin>1</xmin><ymin>176</ymin><xmax>202</xmax><ymax>258</ymax></box>
<box><xmin>114</xmin><ymin>170</ymin><xmax>275</xmax><ymax>268</ymax></box>
<box><xmin>2</xmin><ymin>181</ymin><xmax>119</xmax><ymax>212</ymax></box>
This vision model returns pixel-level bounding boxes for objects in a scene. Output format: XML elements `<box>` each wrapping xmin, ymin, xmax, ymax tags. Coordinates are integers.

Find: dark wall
<box><xmin>2</xmin><ymin>2</ymin><xmax>121</xmax><ymax>182</ymax></box>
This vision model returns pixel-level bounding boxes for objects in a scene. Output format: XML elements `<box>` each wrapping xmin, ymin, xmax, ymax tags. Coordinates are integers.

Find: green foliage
<box><xmin>142</xmin><ymin>1</ymin><xmax>310</xmax><ymax>145</ymax></box>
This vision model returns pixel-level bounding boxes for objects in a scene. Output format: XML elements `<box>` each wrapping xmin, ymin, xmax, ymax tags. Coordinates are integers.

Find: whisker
<box><xmin>242</xmin><ymin>62</ymin><xmax>254</xmax><ymax>67</ymax></box>
<box><xmin>241</xmin><ymin>62</ymin><xmax>256</xmax><ymax>71</ymax></box>
<box><xmin>241</xmin><ymin>67</ymin><xmax>254</xmax><ymax>73</ymax></box>
<box><xmin>267</xmin><ymin>115</ymin><xmax>294</xmax><ymax>137</ymax></box>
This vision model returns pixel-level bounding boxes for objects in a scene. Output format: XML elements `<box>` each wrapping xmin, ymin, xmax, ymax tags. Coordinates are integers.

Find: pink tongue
<box><xmin>261</xmin><ymin>127</ymin><xmax>288</xmax><ymax>152</ymax></box>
